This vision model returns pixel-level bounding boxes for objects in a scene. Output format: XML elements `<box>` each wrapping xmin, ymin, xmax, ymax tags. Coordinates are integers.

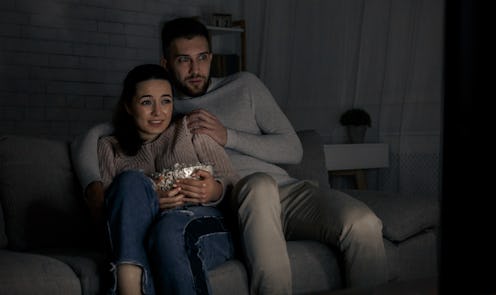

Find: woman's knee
<box><xmin>148</xmin><ymin>211</ymin><xmax>192</xmax><ymax>254</ymax></box>
<box><xmin>106</xmin><ymin>170</ymin><xmax>154</xmax><ymax>203</ymax></box>
<box><xmin>113</xmin><ymin>170</ymin><xmax>149</xmax><ymax>187</ymax></box>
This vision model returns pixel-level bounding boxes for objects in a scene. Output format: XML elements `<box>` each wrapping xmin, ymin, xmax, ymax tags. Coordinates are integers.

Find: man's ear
<box><xmin>160</xmin><ymin>57</ymin><xmax>168</xmax><ymax>70</ymax></box>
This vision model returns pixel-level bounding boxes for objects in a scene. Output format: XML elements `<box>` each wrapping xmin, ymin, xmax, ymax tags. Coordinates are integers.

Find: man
<box><xmin>72</xmin><ymin>17</ymin><xmax>388</xmax><ymax>294</ymax></box>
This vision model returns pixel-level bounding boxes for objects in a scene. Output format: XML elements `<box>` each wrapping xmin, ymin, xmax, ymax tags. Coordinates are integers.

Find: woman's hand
<box><xmin>156</xmin><ymin>186</ymin><xmax>186</xmax><ymax>210</ymax></box>
<box><xmin>175</xmin><ymin>169</ymin><xmax>222</xmax><ymax>204</ymax></box>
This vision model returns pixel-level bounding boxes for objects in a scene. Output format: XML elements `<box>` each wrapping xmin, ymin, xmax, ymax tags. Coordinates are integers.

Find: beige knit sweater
<box><xmin>97</xmin><ymin>116</ymin><xmax>239</xmax><ymax>200</ymax></box>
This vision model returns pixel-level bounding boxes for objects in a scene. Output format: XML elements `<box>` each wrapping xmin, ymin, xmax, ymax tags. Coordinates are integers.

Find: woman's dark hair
<box><xmin>113</xmin><ymin>64</ymin><xmax>172</xmax><ymax>156</ymax></box>
<box><xmin>161</xmin><ymin>17</ymin><xmax>211</xmax><ymax>59</ymax></box>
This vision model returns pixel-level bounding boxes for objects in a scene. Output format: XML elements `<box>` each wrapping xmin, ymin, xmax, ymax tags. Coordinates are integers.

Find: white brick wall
<box><xmin>0</xmin><ymin>0</ymin><xmax>240</xmax><ymax>140</ymax></box>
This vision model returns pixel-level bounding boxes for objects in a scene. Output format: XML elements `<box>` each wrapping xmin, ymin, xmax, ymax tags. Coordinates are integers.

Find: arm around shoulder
<box><xmin>70</xmin><ymin>122</ymin><xmax>114</xmax><ymax>191</ymax></box>
<box><xmin>224</xmin><ymin>73</ymin><xmax>303</xmax><ymax>164</ymax></box>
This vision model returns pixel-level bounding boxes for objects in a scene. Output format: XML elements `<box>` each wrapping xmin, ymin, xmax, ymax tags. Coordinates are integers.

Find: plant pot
<box><xmin>346</xmin><ymin>125</ymin><xmax>367</xmax><ymax>143</ymax></box>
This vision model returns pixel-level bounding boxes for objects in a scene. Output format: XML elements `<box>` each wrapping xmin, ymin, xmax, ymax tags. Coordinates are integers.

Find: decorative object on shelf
<box><xmin>206</xmin><ymin>19</ymin><xmax>246</xmax><ymax>76</ymax></box>
<box><xmin>210</xmin><ymin>13</ymin><xmax>232</xmax><ymax>27</ymax></box>
<box><xmin>339</xmin><ymin>108</ymin><xmax>371</xmax><ymax>143</ymax></box>
<box><xmin>211</xmin><ymin>54</ymin><xmax>240</xmax><ymax>77</ymax></box>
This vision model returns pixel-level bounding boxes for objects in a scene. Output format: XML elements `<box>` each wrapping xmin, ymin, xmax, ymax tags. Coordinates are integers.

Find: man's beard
<box><xmin>172</xmin><ymin>73</ymin><xmax>209</xmax><ymax>97</ymax></box>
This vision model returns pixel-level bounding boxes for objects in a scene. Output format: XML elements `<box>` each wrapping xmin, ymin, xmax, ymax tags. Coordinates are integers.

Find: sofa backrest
<box><xmin>280</xmin><ymin>130</ymin><xmax>330</xmax><ymax>191</ymax></box>
<box><xmin>0</xmin><ymin>130</ymin><xmax>329</xmax><ymax>251</ymax></box>
<box><xmin>0</xmin><ymin>135</ymin><xmax>94</xmax><ymax>251</ymax></box>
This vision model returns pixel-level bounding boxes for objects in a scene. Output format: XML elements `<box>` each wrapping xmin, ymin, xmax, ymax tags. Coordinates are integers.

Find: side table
<box><xmin>324</xmin><ymin>143</ymin><xmax>389</xmax><ymax>190</ymax></box>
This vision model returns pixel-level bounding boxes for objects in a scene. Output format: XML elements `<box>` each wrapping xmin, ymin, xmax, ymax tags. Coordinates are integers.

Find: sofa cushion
<box><xmin>209</xmin><ymin>259</ymin><xmax>250</xmax><ymax>295</ymax></box>
<box><xmin>0</xmin><ymin>135</ymin><xmax>94</xmax><ymax>250</ymax></box>
<box><xmin>288</xmin><ymin>240</ymin><xmax>342</xmax><ymax>293</ymax></box>
<box><xmin>343</xmin><ymin>189</ymin><xmax>439</xmax><ymax>242</ymax></box>
<box><xmin>281</xmin><ymin>130</ymin><xmax>330</xmax><ymax>190</ymax></box>
<box><xmin>209</xmin><ymin>241</ymin><xmax>343</xmax><ymax>295</ymax></box>
<box><xmin>0</xmin><ymin>249</ymin><xmax>82</xmax><ymax>294</ymax></box>
<box><xmin>38</xmin><ymin>248</ymin><xmax>108</xmax><ymax>295</ymax></box>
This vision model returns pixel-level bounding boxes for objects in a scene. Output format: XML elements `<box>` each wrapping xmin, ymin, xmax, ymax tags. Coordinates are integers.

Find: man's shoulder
<box><xmin>211</xmin><ymin>71</ymin><xmax>260</xmax><ymax>88</ymax></box>
<box><xmin>229</xmin><ymin>71</ymin><xmax>258</xmax><ymax>82</ymax></box>
<box><xmin>86</xmin><ymin>122</ymin><xmax>114</xmax><ymax>137</ymax></box>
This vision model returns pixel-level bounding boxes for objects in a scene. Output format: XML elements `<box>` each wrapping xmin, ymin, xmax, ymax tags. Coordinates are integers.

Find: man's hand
<box><xmin>84</xmin><ymin>181</ymin><xmax>105</xmax><ymax>228</ymax></box>
<box><xmin>186</xmin><ymin>109</ymin><xmax>227</xmax><ymax>146</ymax></box>
<box><xmin>175</xmin><ymin>169</ymin><xmax>222</xmax><ymax>204</ymax></box>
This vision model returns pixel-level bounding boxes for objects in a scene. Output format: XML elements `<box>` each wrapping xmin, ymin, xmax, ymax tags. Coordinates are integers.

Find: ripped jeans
<box><xmin>105</xmin><ymin>170</ymin><xmax>234</xmax><ymax>295</ymax></box>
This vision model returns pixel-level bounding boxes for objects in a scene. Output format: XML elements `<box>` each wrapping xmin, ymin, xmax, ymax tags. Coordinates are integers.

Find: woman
<box><xmin>97</xmin><ymin>64</ymin><xmax>238</xmax><ymax>295</ymax></box>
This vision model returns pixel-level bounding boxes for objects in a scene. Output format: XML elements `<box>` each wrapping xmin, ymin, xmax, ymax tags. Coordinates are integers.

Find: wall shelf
<box><xmin>206</xmin><ymin>25</ymin><xmax>244</xmax><ymax>33</ymax></box>
<box><xmin>207</xmin><ymin>20</ymin><xmax>246</xmax><ymax>75</ymax></box>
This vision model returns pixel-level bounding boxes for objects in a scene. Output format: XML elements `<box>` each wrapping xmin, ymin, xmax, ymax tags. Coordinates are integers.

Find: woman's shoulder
<box><xmin>171</xmin><ymin>115</ymin><xmax>192</xmax><ymax>139</ymax></box>
<box><xmin>151</xmin><ymin>116</ymin><xmax>191</xmax><ymax>146</ymax></box>
<box><xmin>97</xmin><ymin>135</ymin><xmax>120</xmax><ymax>154</ymax></box>
<box><xmin>97</xmin><ymin>134</ymin><xmax>117</xmax><ymax>145</ymax></box>
<box><xmin>98</xmin><ymin>134</ymin><xmax>118</xmax><ymax>145</ymax></box>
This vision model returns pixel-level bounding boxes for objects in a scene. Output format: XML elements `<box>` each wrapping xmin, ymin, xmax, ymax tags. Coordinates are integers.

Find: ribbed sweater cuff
<box><xmin>225</xmin><ymin>128</ymin><xmax>238</xmax><ymax>150</ymax></box>
<box><xmin>202</xmin><ymin>179</ymin><xmax>225</xmax><ymax>207</ymax></box>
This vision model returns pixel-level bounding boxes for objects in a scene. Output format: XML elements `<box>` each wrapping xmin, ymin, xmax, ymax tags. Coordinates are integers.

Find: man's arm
<box><xmin>70</xmin><ymin>122</ymin><xmax>114</xmax><ymax>191</ymax></box>
<box><xmin>188</xmin><ymin>73</ymin><xmax>303</xmax><ymax>165</ymax></box>
<box><xmin>84</xmin><ymin>181</ymin><xmax>105</xmax><ymax>227</ymax></box>
<box><xmin>225</xmin><ymin>128</ymin><xmax>302</xmax><ymax>165</ymax></box>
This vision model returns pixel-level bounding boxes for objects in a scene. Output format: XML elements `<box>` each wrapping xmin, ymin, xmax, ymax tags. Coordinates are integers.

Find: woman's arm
<box><xmin>190</xmin><ymin>132</ymin><xmax>240</xmax><ymax>205</ymax></box>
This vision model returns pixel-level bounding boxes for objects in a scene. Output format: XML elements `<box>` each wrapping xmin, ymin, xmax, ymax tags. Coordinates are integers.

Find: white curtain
<box><xmin>241</xmin><ymin>0</ymin><xmax>444</xmax><ymax>198</ymax></box>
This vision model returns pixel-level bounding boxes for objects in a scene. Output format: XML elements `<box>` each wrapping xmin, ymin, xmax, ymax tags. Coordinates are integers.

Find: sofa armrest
<box><xmin>343</xmin><ymin>189</ymin><xmax>440</xmax><ymax>242</ymax></box>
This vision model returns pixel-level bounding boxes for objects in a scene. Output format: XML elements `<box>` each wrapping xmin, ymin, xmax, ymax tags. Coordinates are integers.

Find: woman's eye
<box><xmin>161</xmin><ymin>98</ymin><xmax>172</xmax><ymax>105</ymax></box>
<box><xmin>140</xmin><ymin>100</ymin><xmax>152</xmax><ymax>105</ymax></box>
<box><xmin>198</xmin><ymin>54</ymin><xmax>209</xmax><ymax>61</ymax></box>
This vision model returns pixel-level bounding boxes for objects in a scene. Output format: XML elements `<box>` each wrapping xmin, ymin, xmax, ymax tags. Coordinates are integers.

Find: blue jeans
<box><xmin>105</xmin><ymin>170</ymin><xmax>234</xmax><ymax>295</ymax></box>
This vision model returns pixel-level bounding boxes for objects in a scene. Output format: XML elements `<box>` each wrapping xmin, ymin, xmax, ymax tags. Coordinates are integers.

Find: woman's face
<box><xmin>126</xmin><ymin>79</ymin><xmax>173</xmax><ymax>141</ymax></box>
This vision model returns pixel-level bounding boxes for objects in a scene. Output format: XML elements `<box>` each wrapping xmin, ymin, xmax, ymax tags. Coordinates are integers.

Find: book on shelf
<box><xmin>211</xmin><ymin>54</ymin><xmax>240</xmax><ymax>77</ymax></box>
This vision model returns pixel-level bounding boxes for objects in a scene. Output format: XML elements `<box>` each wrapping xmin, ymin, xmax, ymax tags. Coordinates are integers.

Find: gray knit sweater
<box><xmin>71</xmin><ymin>72</ymin><xmax>303</xmax><ymax>190</ymax></box>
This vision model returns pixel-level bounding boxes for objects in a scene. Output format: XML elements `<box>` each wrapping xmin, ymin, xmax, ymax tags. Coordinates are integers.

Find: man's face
<box><xmin>163</xmin><ymin>36</ymin><xmax>212</xmax><ymax>97</ymax></box>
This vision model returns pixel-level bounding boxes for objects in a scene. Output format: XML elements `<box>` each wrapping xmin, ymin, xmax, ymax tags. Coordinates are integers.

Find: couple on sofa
<box><xmin>72</xmin><ymin>17</ymin><xmax>387</xmax><ymax>295</ymax></box>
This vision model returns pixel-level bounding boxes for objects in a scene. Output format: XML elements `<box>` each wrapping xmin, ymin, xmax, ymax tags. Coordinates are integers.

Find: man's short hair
<box><xmin>161</xmin><ymin>17</ymin><xmax>211</xmax><ymax>59</ymax></box>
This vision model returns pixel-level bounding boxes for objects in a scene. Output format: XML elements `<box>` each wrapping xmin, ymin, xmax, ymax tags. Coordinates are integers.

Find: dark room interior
<box><xmin>1</xmin><ymin>0</ymin><xmax>495</xmax><ymax>294</ymax></box>
<box><xmin>441</xmin><ymin>0</ymin><xmax>496</xmax><ymax>294</ymax></box>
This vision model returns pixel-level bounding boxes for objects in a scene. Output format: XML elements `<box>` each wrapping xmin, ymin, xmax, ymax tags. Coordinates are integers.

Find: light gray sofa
<box><xmin>0</xmin><ymin>130</ymin><xmax>439</xmax><ymax>294</ymax></box>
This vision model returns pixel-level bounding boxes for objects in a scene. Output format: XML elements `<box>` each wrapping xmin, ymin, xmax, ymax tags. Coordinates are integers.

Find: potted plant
<box><xmin>339</xmin><ymin>108</ymin><xmax>371</xmax><ymax>143</ymax></box>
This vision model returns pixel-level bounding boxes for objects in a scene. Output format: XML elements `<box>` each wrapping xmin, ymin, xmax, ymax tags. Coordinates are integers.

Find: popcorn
<box><xmin>150</xmin><ymin>163</ymin><xmax>213</xmax><ymax>191</ymax></box>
